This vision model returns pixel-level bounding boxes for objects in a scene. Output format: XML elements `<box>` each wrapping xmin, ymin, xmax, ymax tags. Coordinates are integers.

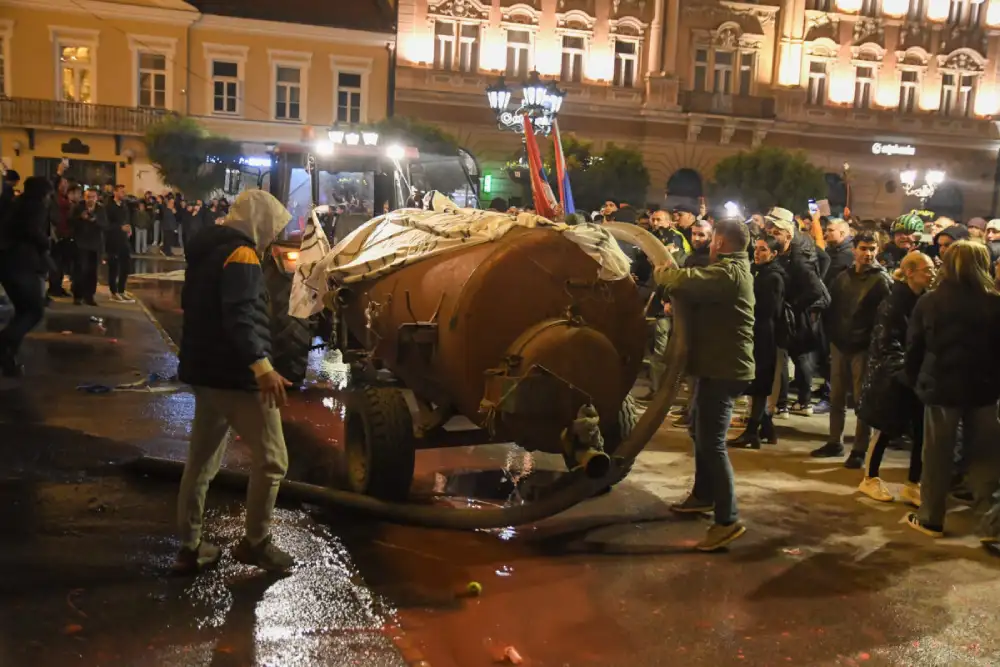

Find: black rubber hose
<box><xmin>128</xmin><ymin>224</ymin><xmax>686</xmax><ymax>530</ymax></box>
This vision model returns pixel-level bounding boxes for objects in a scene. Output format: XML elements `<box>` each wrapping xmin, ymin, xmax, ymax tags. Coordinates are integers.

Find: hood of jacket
<box><xmin>221</xmin><ymin>190</ymin><xmax>291</xmax><ymax>251</ymax></box>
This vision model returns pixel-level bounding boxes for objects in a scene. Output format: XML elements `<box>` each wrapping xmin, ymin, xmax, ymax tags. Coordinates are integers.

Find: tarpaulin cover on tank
<box><xmin>288</xmin><ymin>193</ymin><xmax>632</xmax><ymax>320</ymax></box>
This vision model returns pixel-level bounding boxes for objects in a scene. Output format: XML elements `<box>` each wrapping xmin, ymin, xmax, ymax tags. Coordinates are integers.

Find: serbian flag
<box><xmin>523</xmin><ymin>115</ymin><xmax>558</xmax><ymax>218</ymax></box>
<box><xmin>552</xmin><ymin>121</ymin><xmax>575</xmax><ymax>214</ymax></box>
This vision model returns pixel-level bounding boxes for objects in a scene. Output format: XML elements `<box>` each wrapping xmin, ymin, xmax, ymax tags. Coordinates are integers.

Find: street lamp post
<box><xmin>899</xmin><ymin>168</ymin><xmax>946</xmax><ymax>207</ymax></box>
<box><xmin>485</xmin><ymin>71</ymin><xmax>566</xmax><ymax>203</ymax></box>
<box><xmin>485</xmin><ymin>71</ymin><xmax>566</xmax><ymax>136</ymax></box>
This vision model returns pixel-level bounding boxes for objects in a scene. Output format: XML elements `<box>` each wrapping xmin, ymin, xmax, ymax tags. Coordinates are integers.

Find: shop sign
<box><xmin>871</xmin><ymin>142</ymin><xmax>916</xmax><ymax>156</ymax></box>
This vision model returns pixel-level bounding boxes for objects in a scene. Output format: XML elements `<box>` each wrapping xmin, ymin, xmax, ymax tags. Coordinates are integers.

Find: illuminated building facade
<box><xmin>396</xmin><ymin>0</ymin><xmax>1000</xmax><ymax>218</ymax></box>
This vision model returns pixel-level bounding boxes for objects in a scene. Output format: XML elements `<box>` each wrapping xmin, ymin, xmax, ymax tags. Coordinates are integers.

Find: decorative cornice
<box><xmin>427</xmin><ymin>0</ymin><xmax>490</xmax><ymax>21</ymax></box>
<box><xmin>194</xmin><ymin>14</ymin><xmax>392</xmax><ymax>47</ymax></box>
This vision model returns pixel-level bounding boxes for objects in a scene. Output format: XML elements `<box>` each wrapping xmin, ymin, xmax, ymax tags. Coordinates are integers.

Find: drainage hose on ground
<box><xmin>127</xmin><ymin>223</ymin><xmax>688</xmax><ymax>530</ymax></box>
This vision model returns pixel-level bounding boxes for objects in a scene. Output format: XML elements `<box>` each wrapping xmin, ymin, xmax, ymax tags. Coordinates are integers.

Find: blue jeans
<box><xmin>134</xmin><ymin>228</ymin><xmax>149</xmax><ymax>254</ymax></box>
<box><xmin>688</xmin><ymin>377</ymin><xmax>747</xmax><ymax>525</ymax></box>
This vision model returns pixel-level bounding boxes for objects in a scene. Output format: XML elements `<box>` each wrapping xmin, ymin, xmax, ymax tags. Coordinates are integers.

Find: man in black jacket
<box><xmin>105</xmin><ymin>185</ymin><xmax>134</xmax><ymax>302</ymax></box>
<box><xmin>766</xmin><ymin>207</ymin><xmax>831</xmax><ymax>415</ymax></box>
<box><xmin>811</xmin><ymin>231</ymin><xmax>892</xmax><ymax>467</ymax></box>
<box><xmin>822</xmin><ymin>219</ymin><xmax>854</xmax><ymax>287</ymax></box>
<box><xmin>816</xmin><ymin>218</ymin><xmax>855</xmax><ymax>406</ymax></box>
<box><xmin>0</xmin><ymin>177</ymin><xmax>54</xmax><ymax>376</ymax></box>
<box><xmin>71</xmin><ymin>189</ymin><xmax>107</xmax><ymax>306</ymax></box>
<box><xmin>175</xmin><ymin>190</ymin><xmax>295</xmax><ymax>574</ymax></box>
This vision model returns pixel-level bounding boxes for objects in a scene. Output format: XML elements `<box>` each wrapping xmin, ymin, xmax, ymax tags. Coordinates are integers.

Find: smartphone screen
<box><xmin>808</xmin><ymin>200</ymin><xmax>818</xmax><ymax>215</ymax></box>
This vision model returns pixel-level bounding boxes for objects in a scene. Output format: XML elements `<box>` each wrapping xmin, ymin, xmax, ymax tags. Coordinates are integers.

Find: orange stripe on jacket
<box><xmin>224</xmin><ymin>246</ymin><xmax>260</xmax><ymax>267</ymax></box>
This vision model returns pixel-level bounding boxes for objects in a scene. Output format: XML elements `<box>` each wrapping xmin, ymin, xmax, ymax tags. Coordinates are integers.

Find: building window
<box><xmin>275</xmin><ymin>66</ymin><xmax>302</xmax><ymax>121</ymax></box>
<box><xmin>613</xmin><ymin>40</ymin><xmax>639</xmax><ymax>87</ymax></box>
<box><xmin>713</xmin><ymin>51</ymin><xmax>734</xmax><ymax>93</ymax></box>
<box><xmin>968</xmin><ymin>0</ymin><xmax>984</xmax><ymax>26</ymax></box>
<box><xmin>693</xmin><ymin>48</ymin><xmax>708</xmax><ymax>91</ymax></box>
<box><xmin>137</xmin><ymin>53</ymin><xmax>167</xmax><ymax>109</ymax></box>
<box><xmin>945</xmin><ymin>0</ymin><xmax>980</xmax><ymax>26</ymax></box>
<box><xmin>212</xmin><ymin>60</ymin><xmax>239</xmax><ymax>114</ymax></box>
<box><xmin>0</xmin><ymin>36</ymin><xmax>7</xmax><ymax>97</ymax></box>
<box><xmin>506</xmin><ymin>29</ymin><xmax>532</xmax><ymax>79</ymax></box>
<box><xmin>59</xmin><ymin>44</ymin><xmax>94</xmax><ymax>103</ymax></box>
<box><xmin>434</xmin><ymin>20</ymin><xmax>479</xmax><ymax>73</ymax></box>
<box><xmin>738</xmin><ymin>52</ymin><xmax>755</xmax><ymax>95</ymax></box>
<box><xmin>853</xmin><ymin>65</ymin><xmax>874</xmax><ymax>109</ymax></box>
<box><xmin>860</xmin><ymin>0</ymin><xmax>881</xmax><ymax>16</ymax></box>
<box><xmin>561</xmin><ymin>35</ymin><xmax>585</xmax><ymax>83</ymax></box>
<box><xmin>954</xmin><ymin>73</ymin><xmax>977</xmax><ymax>116</ymax></box>
<box><xmin>898</xmin><ymin>69</ymin><xmax>918</xmax><ymax>113</ymax></box>
<box><xmin>807</xmin><ymin>60</ymin><xmax>828</xmax><ymax>105</ymax></box>
<box><xmin>336</xmin><ymin>71</ymin><xmax>362</xmax><ymax>123</ymax></box>
<box><xmin>940</xmin><ymin>73</ymin><xmax>975</xmax><ymax>116</ymax></box>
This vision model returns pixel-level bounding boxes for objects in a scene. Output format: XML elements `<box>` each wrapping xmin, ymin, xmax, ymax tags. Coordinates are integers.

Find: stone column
<box><xmin>647</xmin><ymin>0</ymin><xmax>665</xmax><ymax>75</ymax></box>
<box><xmin>663</xmin><ymin>0</ymin><xmax>680</xmax><ymax>75</ymax></box>
<box><xmin>775</xmin><ymin>0</ymin><xmax>807</xmax><ymax>86</ymax></box>
<box><xmin>537</xmin><ymin>0</ymin><xmax>560</xmax><ymax>77</ymax></box>
<box><xmin>591</xmin><ymin>0</ymin><xmax>613</xmax><ymax>82</ymax></box>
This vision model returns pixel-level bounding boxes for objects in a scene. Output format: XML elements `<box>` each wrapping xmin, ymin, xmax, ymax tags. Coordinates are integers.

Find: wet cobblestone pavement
<box><xmin>1</xmin><ymin>277</ymin><xmax>999</xmax><ymax>667</ymax></box>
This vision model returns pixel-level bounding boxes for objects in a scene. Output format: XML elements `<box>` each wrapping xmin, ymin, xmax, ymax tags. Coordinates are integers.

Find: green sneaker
<box><xmin>233</xmin><ymin>535</ymin><xmax>295</xmax><ymax>573</ymax></box>
<box><xmin>696</xmin><ymin>521</ymin><xmax>747</xmax><ymax>552</ymax></box>
<box><xmin>173</xmin><ymin>541</ymin><xmax>221</xmax><ymax>575</ymax></box>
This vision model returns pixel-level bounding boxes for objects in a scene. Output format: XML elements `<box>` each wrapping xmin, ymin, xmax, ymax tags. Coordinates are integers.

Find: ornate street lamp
<box><xmin>485</xmin><ymin>71</ymin><xmax>566</xmax><ymax>136</ymax></box>
<box><xmin>899</xmin><ymin>168</ymin><xmax>946</xmax><ymax>206</ymax></box>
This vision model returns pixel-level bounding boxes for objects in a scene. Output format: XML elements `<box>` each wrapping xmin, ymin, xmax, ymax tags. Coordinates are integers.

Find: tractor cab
<box><xmin>223</xmin><ymin>141</ymin><xmax>481</xmax><ymax>254</ymax></box>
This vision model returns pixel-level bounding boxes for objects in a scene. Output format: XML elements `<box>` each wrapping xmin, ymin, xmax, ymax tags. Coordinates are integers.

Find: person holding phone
<box><xmin>71</xmin><ymin>188</ymin><xmax>108</xmax><ymax>306</ymax></box>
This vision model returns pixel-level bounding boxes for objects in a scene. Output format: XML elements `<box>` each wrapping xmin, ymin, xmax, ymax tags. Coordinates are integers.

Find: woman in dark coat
<box><xmin>0</xmin><ymin>176</ymin><xmax>55</xmax><ymax>376</ymax></box>
<box><xmin>855</xmin><ymin>251</ymin><xmax>935</xmax><ymax>505</ymax></box>
<box><xmin>729</xmin><ymin>236</ymin><xmax>786</xmax><ymax>449</ymax></box>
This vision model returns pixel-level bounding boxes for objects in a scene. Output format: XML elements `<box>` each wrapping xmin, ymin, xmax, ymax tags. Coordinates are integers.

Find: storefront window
<box><xmin>34</xmin><ymin>157</ymin><xmax>115</xmax><ymax>189</ymax></box>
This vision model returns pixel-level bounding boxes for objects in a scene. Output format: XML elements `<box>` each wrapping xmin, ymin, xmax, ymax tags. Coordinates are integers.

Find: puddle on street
<box><xmin>44</xmin><ymin>313</ymin><xmax>124</xmax><ymax>337</ymax></box>
<box><xmin>434</xmin><ymin>468</ymin><xmax>566</xmax><ymax>505</ymax></box>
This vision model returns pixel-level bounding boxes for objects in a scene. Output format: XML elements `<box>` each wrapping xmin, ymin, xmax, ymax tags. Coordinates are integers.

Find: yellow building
<box><xmin>0</xmin><ymin>0</ymin><xmax>394</xmax><ymax>193</ymax></box>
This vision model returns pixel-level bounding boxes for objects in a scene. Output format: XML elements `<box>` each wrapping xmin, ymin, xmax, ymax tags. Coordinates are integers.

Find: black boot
<box><xmin>759</xmin><ymin>412</ymin><xmax>778</xmax><ymax>445</ymax></box>
<box><xmin>727</xmin><ymin>419</ymin><xmax>761</xmax><ymax>449</ymax></box>
<box><xmin>0</xmin><ymin>345</ymin><xmax>23</xmax><ymax>378</ymax></box>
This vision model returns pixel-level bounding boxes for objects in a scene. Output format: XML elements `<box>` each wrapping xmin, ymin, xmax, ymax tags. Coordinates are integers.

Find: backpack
<box><xmin>781</xmin><ymin>302</ymin><xmax>821</xmax><ymax>356</ymax></box>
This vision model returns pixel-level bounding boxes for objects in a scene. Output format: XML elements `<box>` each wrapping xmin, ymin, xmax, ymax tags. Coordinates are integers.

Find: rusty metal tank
<box><xmin>336</xmin><ymin>226</ymin><xmax>647</xmax><ymax>453</ymax></box>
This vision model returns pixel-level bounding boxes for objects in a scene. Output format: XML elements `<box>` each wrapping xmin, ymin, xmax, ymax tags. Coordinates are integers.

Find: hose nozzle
<box><xmin>575</xmin><ymin>448</ymin><xmax>611</xmax><ymax>479</ymax></box>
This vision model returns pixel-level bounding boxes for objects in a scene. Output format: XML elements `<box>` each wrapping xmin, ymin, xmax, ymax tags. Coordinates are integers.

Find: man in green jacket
<box><xmin>654</xmin><ymin>218</ymin><xmax>756</xmax><ymax>551</ymax></box>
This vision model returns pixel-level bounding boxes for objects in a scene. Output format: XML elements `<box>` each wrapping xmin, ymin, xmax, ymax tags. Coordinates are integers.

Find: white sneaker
<box><xmin>110</xmin><ymin>293</ymin><xmax>123</xmax><ymax>302</ymax></box>
<box><xmin>858</xmin><ymin>476</ymin><xmax>893</xmax><ymax>502</ymax></box>
<box><xmin>900</xmin><ymin>482</ymin><xmax>921</xmax><ymax>508</ymax></box>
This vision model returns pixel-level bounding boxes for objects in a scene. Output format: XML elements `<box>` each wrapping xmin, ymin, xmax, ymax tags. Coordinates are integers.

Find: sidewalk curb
<box><xmin>136</xmin><ymin>297</ymin><xmax>180</xmax><ymax>355</ymax></box>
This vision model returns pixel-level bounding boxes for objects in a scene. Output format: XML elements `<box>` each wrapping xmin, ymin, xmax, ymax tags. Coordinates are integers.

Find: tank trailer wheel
<box><xmin>344</xmin><ymin>387</ymin><xmax>416</xmax><ymax>501</ymax></box>
<box><xmin>563</xmin><ymin>394</ymin><xmax>639</xmax><ymax>483</ymax></box>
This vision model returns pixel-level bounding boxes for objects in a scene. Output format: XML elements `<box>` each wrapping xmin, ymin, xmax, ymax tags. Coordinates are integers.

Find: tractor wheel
<box><xmin>344</xmin><ymin>387</ymin><xmax>416</xmax><ymax>501</ymax></box>
<box><xmin>264</xmin><ymin>256</ymin><xmax>313</xmax><ymax>385</ymax></box>
<box><xmin>563</xmin><ymin>394</ymin><xmax>639</xmax><ymax>483</ymax></box>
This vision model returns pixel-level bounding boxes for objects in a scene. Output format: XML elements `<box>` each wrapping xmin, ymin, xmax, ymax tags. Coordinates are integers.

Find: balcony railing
<box><xmin>680</xmin><ymin>90</ymin><xmax>776</xmax><ymax>119</ymax></box>
<box><xmin>0</xmin><ymin>97</ymin><xmax>170</xmax><ymax>134</ymax></box>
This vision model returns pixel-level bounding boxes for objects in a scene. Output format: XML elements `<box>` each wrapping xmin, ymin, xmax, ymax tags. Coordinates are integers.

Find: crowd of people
<box><xmin>602</xmin><ymin>196</ymin><xmax>1000</xmax><ymax>551</ymax></box>
<box><xmin>0</xmin><ymin>165</ymin><xmax>229</xmax><ymax>376</ymax></box>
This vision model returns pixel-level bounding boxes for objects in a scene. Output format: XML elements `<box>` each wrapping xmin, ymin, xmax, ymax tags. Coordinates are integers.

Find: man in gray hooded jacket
<box><xmin>175</xmin><ymin>190</ymin><xmax>295</xmax><ymax>574</ymax></box>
